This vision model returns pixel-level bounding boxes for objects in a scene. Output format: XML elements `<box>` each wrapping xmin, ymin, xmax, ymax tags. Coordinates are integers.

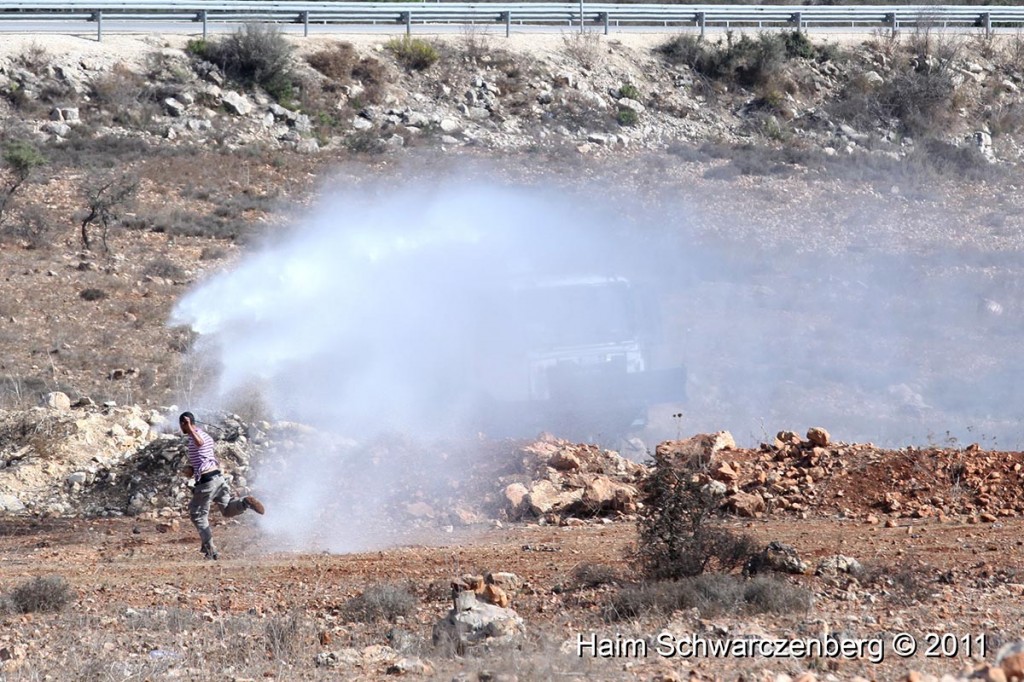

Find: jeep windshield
<box><xmin>513</xmin><ymin>279</ymin><xmax>636</xmax><ymax>349</ymax></box>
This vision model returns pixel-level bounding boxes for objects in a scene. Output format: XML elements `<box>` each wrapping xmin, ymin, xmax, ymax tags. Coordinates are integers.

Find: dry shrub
<box><xmin>834</xmin><ymin>27</ymin><xmax>962</xmax><ymax>137</ymax></box>
<box><xmin>573</xmin><ymin>562</ymin><xmax>622</xmax><ymax>588</ymax></box>
<box><xmin>351</xmin><ymin>56</ymin><xmax>388</xmax><ymax>105</ymax></box>
<box><xmin>8</xmin><ymin>576</ymin><xmax>72</xmax><ymax>613</ymax></box>
<box><xmin>549</xmin><ymin>90</ymin><xmax>616</xmax><ymax>133</ymax></box>
<box><xmin>90</xmin><ymin>64</ymin><xmax>160</xmax><ymax>127</ymax></box>
<box><xmin>264</xmin><ymin>612</ymin><xmax>306</xmax><ymax>661</ymax></box>
<box><xmin>701</xmin><ymin>143</ymin><xmax>821</xmax><ymax>180</ymax></box>
<box><xmin>79</xmin><ymin>287</ymin><xmax>108</xmax><ymax>301</ymax></box>
<box><xmin>987</xmin><ymin>101</ymin><xmax>1024</xmax><ymax>137</ymax></box>
<box><xmin>605</xmin><ymin>574</ymin><xmax>811</xmax><ymax>621</ymax></box>
<box><xmin>562</xmin><ymin>31</ymin><xmax>604</xmax><ymax>70</ymax></box>
<box><xmin>656</xmin><ymin>31</ymin><xmax>824</xmax><ymax>91</ymax></box>
<box><xmin>344</xmin><ymin>130</ymin><xmax>386</xmax><ymax>155</ymax></box>
<box><xmin>341</xmin><ymin>583</ymin><xmax>417</xmax><ymax>623</ymax></box>
<box><xmin>143</xmin><ymin>256</ymin><xmax>186</xmax><ymax>280</ymax></box>
<box><xmin>0</xmin><ymin>203</ymin><xmax>58</xmax><ymax>250</ymax></box>
<box><xmin>200</xmin><ymin>245</ymin><xmax>228</xmax><ymax>260</ymax></box>
<box><xmin>13</xmin><ymin>41</ymin><xmax>51</xmax><ymax>74</ymax></box>
<box><xmin>852</xmin><ymin>560</ymin><xmax>933</xmax><ymax>605</ymax></box>
<box><xmin>307</xmin><ymin>42</ymin><xmax>358</xmax><ymax>83</ymax></box>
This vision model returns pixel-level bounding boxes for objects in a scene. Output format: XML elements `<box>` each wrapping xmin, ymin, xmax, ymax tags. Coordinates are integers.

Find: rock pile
<box><xmin>6</xmin><ymin>399</ymin><xmax>1024</xmax><ymax>529</ymax></box>
<box><xmin>499</xmin><ymin>436</ymin><xmax>645</xmax><ymax>524</ymax></box>
<box><xmin>433</xmin><ymin>572</ymin><xmax>527</xmax><ymax>652</ymax></box>
<box><xmin>670</xmin><ymin>426</ymin><xmax>1024</xmax><ymax>523</ymax></box>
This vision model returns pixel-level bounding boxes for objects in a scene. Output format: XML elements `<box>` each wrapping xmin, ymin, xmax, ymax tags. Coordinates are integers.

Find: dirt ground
<box><xmin>1</xmin><ymin>509</ymin><xmax>1022</xmax><ymax>681</ymax></box>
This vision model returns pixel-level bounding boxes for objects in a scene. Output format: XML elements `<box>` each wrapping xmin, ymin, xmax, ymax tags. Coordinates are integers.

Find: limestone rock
<box><xmin>385</xmin><ymin>657</ymin><xmax>434</xmax><ymax>676</ymax></box>
<box><xmin>485</xmin><ymin>572</ymin><xmax>523</xmax><ymax>592</ymax></box>
<box><xmin>862</xmin><ymin>70</ymin><xmax>884</xmax><ymax>86</ymax></box>
<box><xmin>729</xmin><ymin>491</ymin><xmax>765</xmax><ymax>517</ymax></box>
<box><xmin>806</xmin><ymin>427</ymin><xmax>830</xmax><ymax>448</ymax></box>
<box><xmin>42</xmin><ymin>392</ymin><xmax>71</xmax><ymax>411</ymax></box>
<box><xmin>998</xmin><ymin>640</ymin><xmax>1024</xmax><ymax>681</ymax></box>
<box><xmin>164</xmin><ymin>97</ymin><xmax>186</xmax><ymax>117</ymax></box>
<box><xmin>0</xmin><ymin>494</ymin><xmax>25</xmax><ymax>512</ymax></box>
<box><xmin>432</xmin><ymin>596</ymin><xmax>525</xmax><ymax>649</ymax></box>
<box><xmin>617</xmin><ymin>97</ymin><xmax>645</xmax><ymax>114</ymax></box>
<box><xmin>222</xmin><ymin>91</ymin><xmax>252</xmax><ymax>116</ymax></box>
<box><xmin>503</xmin><ymin>483</ymin><xmax>528</xmax><ymax>517</ymax></box>
<box><xmin>655</xmin><ymin>432</ymin><xmax>735</xmax><ymax>470</ymax></box>
<box><xmin>579</xmin><ymin>475</ymin><xmax>637</xmax><ymax>514</ymax></box>
<box><xmin>815</xmin><ymin>555</ymin><xmax>862</xmax><ymax>577</ymax></box>
<box><xmin>548</xmin><ymin>450</ymin><xmax>581</xmax><ymax>472</ymax></box>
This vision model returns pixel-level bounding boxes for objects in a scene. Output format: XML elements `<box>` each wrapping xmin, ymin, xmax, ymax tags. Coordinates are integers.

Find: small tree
<box><xmin>80</xmin><ymin>174</ymin><xmax>138</xmax><ymax>251</ymax></box>
<box><xmin>634</xmin><ymin>450</ymin><xmax>757</xmax><ymax>580</ymax></box>
<box><xmin>0</xmin><ymin>141</ymin><xmax>45</xmax><ymax>226</ymax></box>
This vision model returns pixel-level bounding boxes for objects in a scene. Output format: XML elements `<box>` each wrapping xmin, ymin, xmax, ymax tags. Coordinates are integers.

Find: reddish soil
<box><xmin>2</xmin><ymin>509</ymin><xmax>1023</xmax><ymax>681</ymax></box>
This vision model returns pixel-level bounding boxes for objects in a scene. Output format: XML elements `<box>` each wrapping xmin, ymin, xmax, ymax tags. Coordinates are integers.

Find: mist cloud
<box><xmin>168</xmin><ymin>170</ymin><xmax>1023</xmax><ymax>550</ymax></box>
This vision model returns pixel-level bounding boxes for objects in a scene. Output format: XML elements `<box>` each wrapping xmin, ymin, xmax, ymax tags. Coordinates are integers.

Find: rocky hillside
<box><xmin>0</xmin><ymin>29</ymin><xmax>1021</xmax><ymax>166</ymax></box>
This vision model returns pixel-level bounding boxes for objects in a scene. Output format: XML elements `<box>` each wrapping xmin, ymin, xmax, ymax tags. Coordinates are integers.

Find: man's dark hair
<box><xmin>179</xmin><ymin>411</ymin><xmax>196</xmax><ymax>424</ymax></box>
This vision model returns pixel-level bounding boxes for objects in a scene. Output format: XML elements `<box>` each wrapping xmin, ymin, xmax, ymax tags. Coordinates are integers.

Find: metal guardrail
<box><xmin>1</xmin><ymin>2</ymin><xmax>1022</xmax><ymax>40</ymax></box>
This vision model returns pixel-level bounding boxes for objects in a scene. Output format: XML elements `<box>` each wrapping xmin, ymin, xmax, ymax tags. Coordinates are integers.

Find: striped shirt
<box><xmin>185</xmin><ymin>427</ymin><xmax>219</xmax><ymax>480</ymax></box>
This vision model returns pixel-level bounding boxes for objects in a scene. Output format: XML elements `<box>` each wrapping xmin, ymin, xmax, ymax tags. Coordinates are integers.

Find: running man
<box><xmin>179</xmin><ymin>411</ymin><xmax>264</xmax><ymax>560</ymax></box>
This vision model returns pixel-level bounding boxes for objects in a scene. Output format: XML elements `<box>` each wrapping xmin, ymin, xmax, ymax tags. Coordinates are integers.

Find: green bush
<box><xmin>3</xmin><ymin>141</ymin><xmax>45</xmax><ymax>177</ymax></box>
<box><xmin>617</xmin><ymin>107</ymin><xmax>639</xmax><ymax>127</ymax></box>
<box><xmin>386</xmin><ymin>36</ymin><xmax>439</xmax><ymax>71</ymax></box>
<box><xmin>781</xmin><ymin>30</ymin><xmax>815</xmax><ymax>59</ymax></box>
<box><xmin>185</xmin><ymin>38</ymin><xmax>210</xmax><ymax>59</ymax></box>
<box><xmin>618</xmin><ymin>83</ymin><xmax>641</xmax><ymax>100</ymax></box>
<box><xmin>633</xmin><ymin>451</ymin><xmax>758</xmax><ymax>580</ymax></box>
<box><xmin>656</xmin><ymin>31</ymin><xmax>820</xmax><ymax>89</ymax></box>
<box><xmin>198</xmin><ymin>24</ymin><xmax>295</xmax><ymax>103</ymax></box>
<box><xmin>8</xmin><ymin>576</ymin><xmax>72</xmax><ymax>613</ymax></box>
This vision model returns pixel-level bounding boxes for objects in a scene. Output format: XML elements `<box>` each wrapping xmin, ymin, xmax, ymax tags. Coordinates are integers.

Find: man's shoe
<box><xmin>201</xmin><ymin>543</ymin><xmax>219</xmax><ymax>560</ymax></box>
<box><xmin>243</xmin><ymin>496</ymin><xmax>265</xmax><ymax>515</ymax></box>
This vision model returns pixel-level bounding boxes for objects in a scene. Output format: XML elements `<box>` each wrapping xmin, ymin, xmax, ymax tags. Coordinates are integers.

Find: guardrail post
<box><xmin>887</xmin><ymin>12</ymin><xmax>897</xmax><ymax>36</ymax></box>
<box><xmin>94</xmin><ymin>10</ymin><xmax>102</xmax><ymax>42</ymax></box>
<box><xmin>503</xmin><ymin>11</ymin><xmax>511</xmax><ymax>37</ymax></box>
<box><xmin>199</xmin><ymin>10</ymin><xmax>207</xmax><ymax>39</ymax></box>
<box><xmin>403</xmin><ymin>11</ymin><xmax>411</xmax><ymax>35</ymax></box>
<box><xmin>600</xmin><ymin>12</ymin><xmax>608</xmax><ymax>35</ymax></box>
<box><xmin>301</xmin><ymin>11</ymin><xmax>309</xmax><ymax>37</ymax></box>
<box><xmin>696</xmin><ymin>11</ymin><xmax>705</xmax><ymax>39</ymax></box>
<box><xmin>983</xmin><ymin>12</ymin><xmax>992</xmax><ymax>36</ymax></box>
<box><xmin>792</xmin><ymin>11</ymin><xmax>802</xmax><ymax>32</ymax></box>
